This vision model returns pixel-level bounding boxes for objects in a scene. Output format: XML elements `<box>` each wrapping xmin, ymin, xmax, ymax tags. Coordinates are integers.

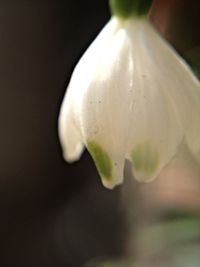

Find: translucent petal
<box><xmin>126</xmin><ymin>81</ymin><xmax>183</xmax><ymax>182</ymax></box>
<box><xmin>65</xmin><ymin>18</ymin><xmax>122</xmax><ymax>112</ymax></box>
<box><xmin>126</xmin><ymin>19</ymin><xmax>200</xmax><ymax>129</ymax></box>
<box><xmin>124</xmin><ymin>19</ymin><xmax>200</xmax><ymax>182</ymax></box>
<box><xmin>58</xmin><ymin>18</ymin><xmax>120</xmax><ymax>163</ymax></box>
<box><xmin>71</xmin><ymin>19</ymin><xmax>134</xmax><ymax>188</ymax></box>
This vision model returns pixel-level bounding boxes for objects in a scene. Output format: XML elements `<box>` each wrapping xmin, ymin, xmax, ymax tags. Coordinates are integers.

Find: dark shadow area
<box><xmin>0</xmin><ymin>1</ymin><xmax>125</xmax><ymax>266</ymax></box>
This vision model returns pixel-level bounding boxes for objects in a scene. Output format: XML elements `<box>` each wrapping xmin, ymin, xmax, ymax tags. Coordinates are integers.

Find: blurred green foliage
<box><xmin>92</xmin><ymin>214</ymin><xmax>200</xmax><ymax>267</ymax></box>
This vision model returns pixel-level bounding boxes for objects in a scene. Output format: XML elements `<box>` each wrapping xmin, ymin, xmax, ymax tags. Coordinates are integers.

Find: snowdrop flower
<box><xmin>58</xmin><ymin>0</ymin><xmax>200</xmax><ymax>189</ymax></box>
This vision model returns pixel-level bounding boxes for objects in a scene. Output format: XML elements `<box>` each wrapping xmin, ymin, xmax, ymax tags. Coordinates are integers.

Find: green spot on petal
<box><xmin>87</xmin><ymin>140</ymin><xmax>112</xmax><ymax>181</ymax></box>
<box><xmin>131</xmin><ymin>142</ymin><xmax>159</xmax><ymax>174</ymax></box>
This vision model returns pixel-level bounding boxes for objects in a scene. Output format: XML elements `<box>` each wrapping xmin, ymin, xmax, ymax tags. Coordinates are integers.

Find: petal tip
<box><xmin>86</xmin><ymin>140</ymin><xmax>125</xmax><ymax>189</ymax></box>
<box><xmin>130</xmin><ymin>142</ymin><xmax>160</xmax><ymax>183</ymax></box>
<box><xmin>133</xmin><ymin>170</ymin><xmax>158</xmax><ymax>183</ymax></box>
<box><xmin>62</xmin><ymin>144</ymin><xmax>84</xmax><ymax>163</ymax></box>
<box><xmin>101</xmin><ymin>177</ymin><xmax>123</xmax><ymax>189</ymax></box>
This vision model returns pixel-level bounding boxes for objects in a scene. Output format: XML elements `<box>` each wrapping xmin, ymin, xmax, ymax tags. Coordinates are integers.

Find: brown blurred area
<box><xmin>0</xmin><ymin>0</ymin><xmax>199</xmax><ymax>266</ymax></box>
<box><xmin>150</xmin><ymin>0</ymin><xmax>200</xmax><ymax>51</ymax></box>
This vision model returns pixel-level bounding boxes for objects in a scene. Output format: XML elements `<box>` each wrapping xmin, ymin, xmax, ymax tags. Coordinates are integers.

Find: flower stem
<box><xmin>109</xmin><ymin>0</ymin><xmax>153</xmax><ymax>19</ymax></box>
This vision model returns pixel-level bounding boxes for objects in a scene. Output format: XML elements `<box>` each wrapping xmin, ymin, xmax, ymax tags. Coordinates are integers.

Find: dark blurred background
<box><xmin>0</xmin><ymin>0</ymin><xmax>199</xmax><ymax>266</ymax></box>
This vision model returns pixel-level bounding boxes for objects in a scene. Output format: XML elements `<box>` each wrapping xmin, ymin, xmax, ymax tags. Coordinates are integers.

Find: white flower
<box><xmin>58</xmin><ymin>16</ymin><xmax>200</xmax><ymax>189</ymax></box>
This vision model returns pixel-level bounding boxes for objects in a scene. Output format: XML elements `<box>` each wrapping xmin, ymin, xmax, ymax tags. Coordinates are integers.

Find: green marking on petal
<box><xmin>87</xmin><ymin>140</ymin><xmax>112</xmax><ymax>181</ymax></box>
<box><xmin>131</xmin><ymin>142</ymin><xmax>159</xmax><ymax>174</ymax></box>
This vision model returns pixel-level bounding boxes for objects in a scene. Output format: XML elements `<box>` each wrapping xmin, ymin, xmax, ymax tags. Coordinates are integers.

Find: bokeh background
<box><xmin>0</xmin><ymin>0</ymin><xmax>199</xmax><ymax>266</ymax></box>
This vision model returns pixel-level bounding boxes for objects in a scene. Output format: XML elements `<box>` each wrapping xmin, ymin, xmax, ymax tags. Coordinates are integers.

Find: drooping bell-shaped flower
<box><xmin>58</xmin><ymin>0</ymin><xmax>200</xmax><ymax>189</ymax></box>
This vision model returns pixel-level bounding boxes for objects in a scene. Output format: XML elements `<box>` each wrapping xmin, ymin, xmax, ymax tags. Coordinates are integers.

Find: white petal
<box><xmin>58</xmin><ymin>18</ymin><xmax>120</xmax><ymax>163</ymax></box>
<box><xmin>70</xmin><ymin>18</ymin><xmax>134</xmax><ymax>188</ymax></box>
<box><xmin>126</xmin><ymin>81</ymin><xmax>183</xmax><ymax>182</ymax></box>
<box><xmin>58</xmin><ymin>93</ymin><xmax>84</xmax><ymax>162</ymax></box>
<box><xmin>124</xmin><ymin>19</ymin><xmax>200</xmax><ymax>182</ymax></box>
<box><xmin>126</xmin><ymin>19</ymin><xmax>200</xmax><ymax>129</ymax></box>
<box><xmin>185</xmin><ymin>107</ymin><xmax>200</xmax><ymax>163</ymax></box>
